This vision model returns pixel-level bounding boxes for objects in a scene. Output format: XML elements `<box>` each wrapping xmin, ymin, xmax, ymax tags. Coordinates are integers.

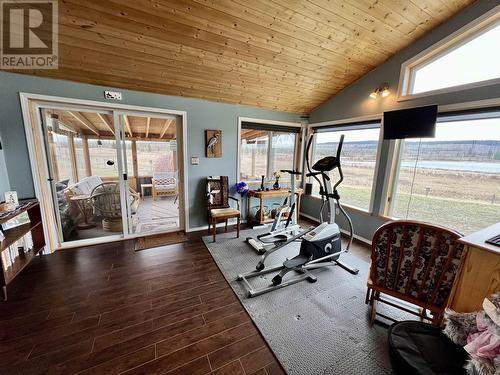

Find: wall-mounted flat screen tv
<box><xmin>383</xmin><ymin>105</ymin><xmax>437</xmax><ymax>139</ymax></box>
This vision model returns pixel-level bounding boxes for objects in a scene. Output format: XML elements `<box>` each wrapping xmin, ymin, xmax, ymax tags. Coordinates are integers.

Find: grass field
<box><xmin>336</xmin><ymin>185</ymin><xmax>500</xmax><ymax>235</ymax></box>
<box><xmin>313</xmin><ymin>164</ymin><xmax>500</xmax><ymax>235</ymax></box>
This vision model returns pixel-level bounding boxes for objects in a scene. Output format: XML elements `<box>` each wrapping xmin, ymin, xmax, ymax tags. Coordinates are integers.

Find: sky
<box><xmin>412</xmin><ymin>24</ymin><xmax>500</xmax><ymax>93</ymax></box>
<box><xmin>316</xmin><ymin>118</ymin><xmax>500</xmax><ymax>143</ymax></box>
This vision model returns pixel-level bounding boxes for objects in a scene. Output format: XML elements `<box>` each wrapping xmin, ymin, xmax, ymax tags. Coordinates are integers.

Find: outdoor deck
<box><xmin>74</xmin><ymin>196</ymin><xmax>179</xmax><ymax>241</ymax></box>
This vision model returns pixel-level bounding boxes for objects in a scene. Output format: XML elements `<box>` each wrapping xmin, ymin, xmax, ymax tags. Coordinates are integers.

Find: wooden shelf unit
<box><xmin>0</xmin><ymin>201</ymin><xmax>45</xmax><ymax>300</ymax></box>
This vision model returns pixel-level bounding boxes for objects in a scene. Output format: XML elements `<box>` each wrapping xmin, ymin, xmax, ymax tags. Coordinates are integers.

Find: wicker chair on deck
<box><xmin>206</xmin><ymin>176</ymin><xmax>240</xmax><ymax>242</ymax></box>
<box><xmin>366</xmin><ymin>220</ymin><xmax>465</xmax><ymax>326</ymax></box>
<box><xmin>90</xmin><ymin>182</ymin><xmax>140</xmax><ymax>232</ymax></box>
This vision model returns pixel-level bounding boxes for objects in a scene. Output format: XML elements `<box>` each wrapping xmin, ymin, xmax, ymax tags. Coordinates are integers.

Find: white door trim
<box><xmin>19</xmin><ymin>92</ymin><xmax>189</xmax><ymax>252</ymax></box>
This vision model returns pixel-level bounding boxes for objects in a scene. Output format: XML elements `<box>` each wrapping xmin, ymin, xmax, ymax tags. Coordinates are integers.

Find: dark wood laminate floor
<box><xmin>0</xmin><ymin>233</ymin><xmax>286</xmax><ymax>375</ymax></box>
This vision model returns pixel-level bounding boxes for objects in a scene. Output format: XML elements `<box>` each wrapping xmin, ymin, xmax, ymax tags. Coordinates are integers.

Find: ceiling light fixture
<box><xmin>370</xmin><ymin>83</ymin><xmax>390</xmax><ymax>99</ymax></box>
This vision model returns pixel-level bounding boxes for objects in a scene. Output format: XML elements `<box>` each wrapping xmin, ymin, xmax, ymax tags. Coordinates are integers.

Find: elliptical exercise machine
<box><xmin>238</xmin><ymin>133</ymin><xmax>359</xmax><ymax>297</ymax></box>
<box><xmin>245</xmin><ymin>169</ymin><xmax>314</xmax><ymax>259</ymax></box>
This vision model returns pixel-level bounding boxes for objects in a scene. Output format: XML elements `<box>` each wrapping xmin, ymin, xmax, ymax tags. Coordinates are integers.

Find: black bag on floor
<box><xmin>388</xmin><ymin>321</ymin><xmax>469</xmax><ymax>375</ymax></box>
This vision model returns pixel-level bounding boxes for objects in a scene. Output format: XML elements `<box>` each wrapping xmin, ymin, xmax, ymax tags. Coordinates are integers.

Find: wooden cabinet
<box><xmin>448</xmin><ymin>223</ymin><xmax>500</xmax><ymax>313</ymax></box>
<box><xmin>0</xmin><ymin>201</ymin><xmax>45</xmax><ymax>301</ymax></box>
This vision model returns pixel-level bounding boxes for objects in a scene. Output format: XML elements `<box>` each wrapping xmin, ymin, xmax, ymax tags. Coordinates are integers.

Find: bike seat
<box><xmin>283</xmin><ymin>255</ymin><xmax>309</xmax><ymax>269</ymax></box>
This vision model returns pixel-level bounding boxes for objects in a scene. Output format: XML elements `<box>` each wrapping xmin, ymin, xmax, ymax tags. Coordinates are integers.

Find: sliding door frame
<box><xmin>19</xmin><ymin>92</ymin><xmax>188</xmax><ymax>252</ymax></box>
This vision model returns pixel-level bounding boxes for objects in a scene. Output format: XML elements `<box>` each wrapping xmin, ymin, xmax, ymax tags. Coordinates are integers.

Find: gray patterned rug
<box><xmin>203</xmin><ymin>228</ymin><xmax>407</xmax><ymax>375</ymax></box>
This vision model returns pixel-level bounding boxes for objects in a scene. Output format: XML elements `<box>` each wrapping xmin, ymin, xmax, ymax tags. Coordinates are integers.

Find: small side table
<box><xmin>70</xmin><ymin>194</ymin><xmax>94</xmax><ymax>229</ymax></box>
<box><xmin>141</xmin><ymin>183</ymin><xmax>153</xmax><ymax>198</ymax></box>
<box><xmin>247</xmin><ymin>188</ymin><xmax>303</xmax><ymax>225</ymax></box>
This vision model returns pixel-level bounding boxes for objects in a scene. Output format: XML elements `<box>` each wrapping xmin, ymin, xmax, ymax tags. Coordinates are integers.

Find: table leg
<box><xmin>75</xmin><ymin>199</ymin><xmax>95</xmax><ymax>229</ymax></box>
<box><xmin>259</xmin><ymin>197</ymin><xmax>264</xmax><ymax>224</ymax></box>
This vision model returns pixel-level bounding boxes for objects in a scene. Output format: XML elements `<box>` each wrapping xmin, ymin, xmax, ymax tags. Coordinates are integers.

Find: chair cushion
<box><xmin>388</xmin><ymin>321</ymin><xmax>468</xmax><ymax>375</ymax></box>
<box><xmin>69</xmin><ymin>176</ymin><xmax>103</xmax><ymax>196</ymax></box>
<box><xmin>210</xmin><ymin>208</ymin><xmax>240</xmax><ymax>218</ymax></box>
<box><xmin>155</xmin><ymin>184</ymin><xmax>176</xmax><ymax>190</ymax></box>
<box><xmin>371</xmin><ymin>221</ymin><xmax>464</xmax><ymax>307</ymax></box>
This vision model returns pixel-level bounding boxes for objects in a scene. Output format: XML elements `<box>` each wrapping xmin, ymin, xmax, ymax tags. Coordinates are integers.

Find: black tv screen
<box><xmin>383</xmin><ymin>105</ymin><xmax>437</xmax><ymax>139</ymax></box>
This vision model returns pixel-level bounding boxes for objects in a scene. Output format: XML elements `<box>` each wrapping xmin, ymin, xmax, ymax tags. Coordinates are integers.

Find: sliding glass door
<box><xmin>38</xmin><ymin>104</ymin><xmax>183</xmax><ymax>247</ymax></box>
<box><xmin>116</xmin><ymin>113</ymin><xmax>181</xmax><ymax>236</ymax></box>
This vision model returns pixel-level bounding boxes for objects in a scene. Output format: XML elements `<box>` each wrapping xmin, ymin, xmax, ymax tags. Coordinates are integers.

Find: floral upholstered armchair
<box><xmin>366</xmin><ymin>220</ymin><xmax>464</xmax><ymax>325</ymax></box>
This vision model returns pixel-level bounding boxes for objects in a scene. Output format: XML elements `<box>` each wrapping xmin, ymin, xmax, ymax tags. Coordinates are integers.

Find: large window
<box><xmin>312</xmin><ymin>125</ymin><xmax>380</xmax><ymax>211</ymax></box>
<box><xmin>401</xmin><ymin>14</ymin><xmax>500</xmax><ymax>96</ymax></box>
<box><xmin>390</xmin><ymin>117</ymin><xmax>500</xmax><ymax>235</ymax></box>
<box><xmin>239</xmin><ymin>123</ymin><xmax>299</xmax><ymax>182</ymax></box>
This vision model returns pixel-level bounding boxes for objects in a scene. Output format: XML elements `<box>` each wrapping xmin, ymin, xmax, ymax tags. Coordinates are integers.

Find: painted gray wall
<box><xmin>0</xmin><ymin>71</ymin><xmax>299</xmax><ymax>230</ymax></box>
<box><xmin>303</xmin><ymin>0</ymin><xmax>500</xmax><ymax>240</ymax></box>
<box><xmin>0</xmin><ymin>135</ymin><xmax>10</xmax><ymax>197</ymax></box>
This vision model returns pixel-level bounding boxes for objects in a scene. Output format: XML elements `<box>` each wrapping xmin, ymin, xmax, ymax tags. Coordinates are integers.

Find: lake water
<box><xmin>401</xmin><ymin>160</ymin><xmax>500</xmax><ymax>173</ymax></box>
<box><xmin>347</xmin><ymin>160</ymin><xmax>500</xmax><ymax>173</ymax></box>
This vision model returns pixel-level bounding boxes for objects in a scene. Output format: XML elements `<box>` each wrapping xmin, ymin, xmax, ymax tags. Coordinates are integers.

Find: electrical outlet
<box><xmin>191</xmin><ymin>156</ymin><xmax>199</xmax><ymax>165</ymax></box>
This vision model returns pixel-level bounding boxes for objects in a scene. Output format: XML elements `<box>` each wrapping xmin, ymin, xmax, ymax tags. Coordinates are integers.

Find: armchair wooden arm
<box><xmin>228</xmin><ymin>196</ymin><xmax>240</xmax><ymax>211</ymax></box>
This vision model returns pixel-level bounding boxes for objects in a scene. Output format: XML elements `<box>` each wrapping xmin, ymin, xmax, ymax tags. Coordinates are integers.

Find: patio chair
<box><xmin>206</xmin><ymin>176</ymin><xmax>240</xmax><ymax>242</ymax></box>
<box><xmin>152</xmin><ymin>172</ymin><xmax>177</xmax><ymax>201</ymax></box>
<box><xmin>366</xmin><ymin>220</ymin><xmax>464</xmax><ymax>326</ymax></box>
<box><xmin>90</xmin><ymin>182</ymin><xmax>140</xmax><ymax>232</ymax></box>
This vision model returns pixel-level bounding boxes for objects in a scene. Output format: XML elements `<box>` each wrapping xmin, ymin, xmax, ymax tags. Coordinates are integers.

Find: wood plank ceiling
<box><xmin>15</xmin><ymin>0</ymin><xmax>474</xmax><ymax>113</ymax></box>
<box><xmin>47</xmin><ymin>110</ymin><xmax>176</xmax><ymax>140</ymax></box>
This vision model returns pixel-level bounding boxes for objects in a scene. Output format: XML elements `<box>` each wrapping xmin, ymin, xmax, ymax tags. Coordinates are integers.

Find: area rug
<box><xmin>134</xmin><ymin>230</ymin><xmax>187</xmax><ymax>251</ymax></box>
<box><xmin>203</xmin><ymin>228</ymin><xmax>413</xmax><ymax>375</ymax></box>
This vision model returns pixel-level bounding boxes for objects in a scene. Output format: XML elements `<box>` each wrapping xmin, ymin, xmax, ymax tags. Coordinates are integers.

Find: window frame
<box><xmin>308</xmin><ymin>119</ymin><xmax>383</xmax><ymax>214</ymax></box>
<box><xmin>237</xmin><ymin>117</ymin><xmax>303</xmax><ymax>184</ymax></box>
<box><xmin>397</xmin><ymin>6</ymin><xmax>500</xmax><ymax>101</ymax></box>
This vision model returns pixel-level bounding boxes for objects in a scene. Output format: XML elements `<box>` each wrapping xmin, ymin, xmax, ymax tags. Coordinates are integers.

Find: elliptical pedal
<box><xmin>283</xmin><ymin>255</ymin><xmax>309</xmax><ymax>269</ymax></box>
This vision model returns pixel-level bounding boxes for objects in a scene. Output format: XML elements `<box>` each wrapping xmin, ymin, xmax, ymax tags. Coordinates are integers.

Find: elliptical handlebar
<box><xmin>333</xmin><ymin>135</ymin><xmax>345</xmax><ymax>193</ymax></box>
<box><xmin>336</xmin><ymin>135</ymin><xmax>344</xmax><ymax>160</ymax></box>
<box><xmin>305</xmin><ymin>133</ymin><xmax>323</xmax><ymax>189</ymax></box>
<box><xmin>280</xmin><ymin>169</ymin><xmax>302</xmax><ymax>175</ymax></box>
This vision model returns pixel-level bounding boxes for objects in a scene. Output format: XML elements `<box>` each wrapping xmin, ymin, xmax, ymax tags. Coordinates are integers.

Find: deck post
<box><xmin>82</xmin><ymin>136</ymin><xmax>92</xmax><ymax>177</ymax></box>
<box><xmin>131</xmin><ymin>140</ymin><xmax>138</xmax><ymax>178</ymax></box>
<box><xmin>68</xmin><ymin>134</ymin><xmax>79</xmax><ymax>182</ymax></box>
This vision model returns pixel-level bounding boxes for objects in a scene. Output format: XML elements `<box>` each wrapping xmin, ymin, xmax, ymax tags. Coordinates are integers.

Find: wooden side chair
<box><xmin>206</xmin><ymin>176</ymin><xmax>240</xmax><ymax>242</ymax></box>
<box><xmin>366</xmin><ymin>220</ymin><xmax>464</xmax><ymax>326</ymax></box>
